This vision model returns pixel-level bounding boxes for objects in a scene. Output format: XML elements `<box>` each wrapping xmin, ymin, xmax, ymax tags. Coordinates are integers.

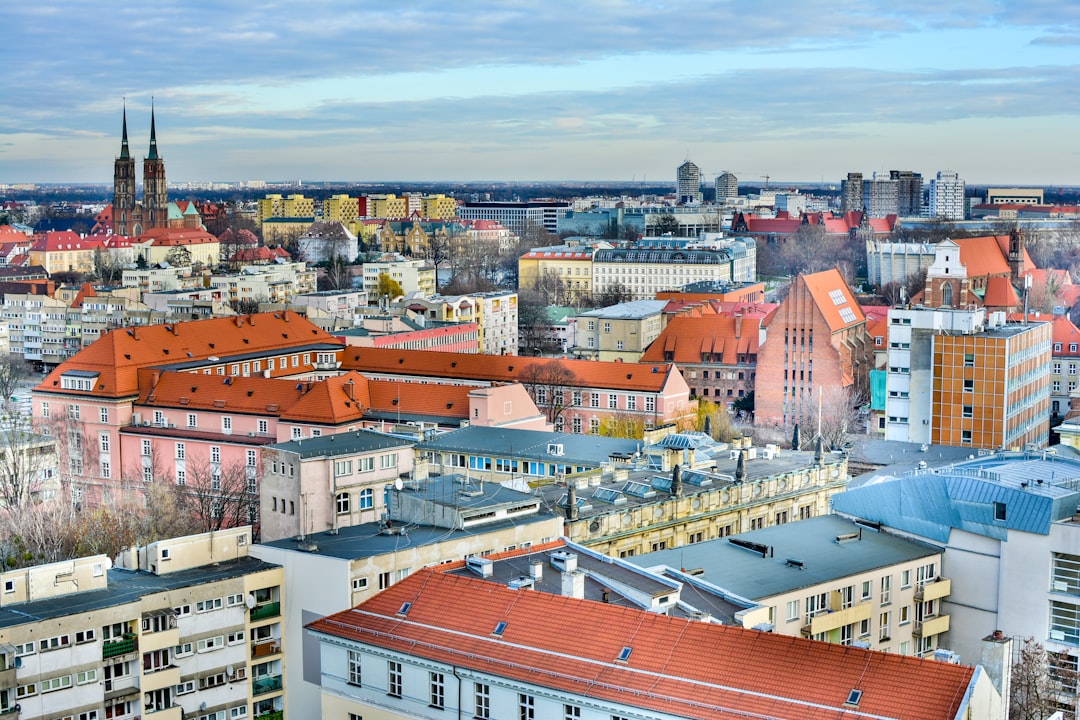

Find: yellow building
<box><xmin>365</xmin><ymin>194</ymin><xmax>408</xmax><ymax>219</ymax></box>
<box><xmin>421</xmin><ymin>194</ymin><xmax>458</xmax><ymax>219</ymax></box>
<box><xmin>257</xmin><ymin>193</ymin><xmax>314</xmax><ymax>225</ymax></box>
<box><xmin>134</xmin><ymin>228</ymin><xmax>222</xmax><ymax>268</ymax></box>
<box><xmin>0</xmin><ymin>527</ymin><xmax>285</xmax><ymax>720</ymax></box>
<box><xmin>573</xmin><ymin>299</ymin><xmax>666</xmax><ymax>362</ymax></box>
<box><xmin>28</xmin><ymin>231</ymin><xmax>103</xmax><ymax>275</ymax></box>
<box><xmin>517</xmin><ymin>244</ymin><xmax>596</xmax><ymax>301</ymax></box>
<box><xmin>261</xmin><ymin>218</ymin><xmax>314</xmax><ymax>244</ymax></box>
<box><xmin>322</xmin><ymin>194</ymin><xmax>359</xmax><ymax>224</ymax></box>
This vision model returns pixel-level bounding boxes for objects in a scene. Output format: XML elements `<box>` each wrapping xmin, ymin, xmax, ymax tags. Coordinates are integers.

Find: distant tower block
<box><xmin>715</xmin><ymin>172</ymin><xmax>738</xmax><ymax>200</ymax></box>
<box><xmin>676</xmin><ymin>161</ymin><xmax>702</xmax><ymax>204</ymax></box>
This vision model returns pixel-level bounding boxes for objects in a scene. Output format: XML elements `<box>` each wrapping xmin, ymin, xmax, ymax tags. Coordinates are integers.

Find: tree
<box><xmin>321</xmin><ymin>255</ymin><xmax>352</xmax><ymax>291</ymax></box>
<box><xmin>0</xmin><ymin>415</ymin><xmax>57</xmax><ymax>509</ymax></box>
<box><xmin>425</xmin><ymin>230</ymin><xmax>452</xmax><ymax>292</ymax></box>
<box><xmin>376</xmin><ymin>273</ymin><xmax>404</xmax><ymax>302</ymax></box>
<box><xmin>1010</xmin><ymin>638</ymin><xmax>1060</xmax><ymax>720</ymax></box>
<box><xmin>441</xmin><ymin>274</ymin><xmax>496</xmax><ymax>296</ymax></box>
<box><xmin>518</xmin><ymin>289</ymin><xmax>565</xmax><ymax>356</ymax></box>
<box><xmin>593</xmin><ymin>281</ymin><xmax>633</xmax><ymax>308</ymax></box>
<box><xmin>518</xmin><ymin>361</ymin><xmax>581</xmax><ymax>426</ymax></box>
<box><xmin>598</xmin><ymin>412</ymin><xmax>646</xmax><ymax>439</ymax></box>
<box><xmin>532</xmin><ymin>269</ymin><xmax>567</xmax><ymax>306</ymax></box>
<box><xmin>93</xmin><ymin>247</ymin><xmax>125</xmax><ymax>284</ymax></box>
<box><xmin>650</xmin><ymin>214</ymin><xmax>680</xmax><ymax>237</ymax></box>
<box><xmin>790</xmin><ymin>385</ymin><xmax>864</xmax><ymax>450</ymax></box>
<box><xmin>695</xmin><ymin>399</ymin><xmax>737</xmax><ymax>442</ymax></box>
<box><xmin>0</xmin><ymin>356</ymin><xmax>27</xmax><ymax>407</ymax></box>
<box><xmin>175</xmin><ymin>458</ymin><xmax>259</xmax><ymax>535</ymax></box>
<box><xmin>165</xmin><ymin>245</ymin><xmax>192</xmax><ymax>268</ymax></box>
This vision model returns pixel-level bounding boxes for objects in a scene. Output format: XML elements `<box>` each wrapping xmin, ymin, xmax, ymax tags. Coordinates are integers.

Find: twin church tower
<box><xmin>112</xmin><ymin>104</ymin><xmax>168</xmax><ymax>236</ymax></box>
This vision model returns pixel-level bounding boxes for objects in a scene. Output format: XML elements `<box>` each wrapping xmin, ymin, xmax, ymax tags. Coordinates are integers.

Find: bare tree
<box><xmin>593</xmin><ymin>281</ymin><xmax>633</xmax><ymax>308</ymax></box>
<box><xmin>0</xmin><ymin>414</ymin><xmax>57</xmax><ymax>509</ymax></box>
<box><xmin>518</xmin><ymin>289</ymin><xmax>565</xmax><ymax>356</ymax></box>
<box><xmin>598</xmin><ymin>411</ymin><xmax>646</xmax><ymax>439</ymax></box>
<box><xmin>532</xmin><ymin>269</ymin><xmax>567</xmax><ymax>306</ymax></box>
<box><xmin>518</xmin><ymin>361</ymin><xmax>581</xmax><ymax>426</ymax></box>
<box><xmin>93</xmin><ymin>247</ymin><xmax>125</xmax><ymax>284</ymax></box>
<box><xmin>176</xmin><ymin>458</ymin><xmax>259</xmax><ymax>535</ymax></box>
<box><xmin>790</xmin><ymin>385</ymin><xmax>865</xmax><ymax>450</ymax></box>
<box><xmin>0</xmin><ymin>355</ymin><xmax>28</xmax><ymax>406</ymax></box>
<box><xmin>1011</xmin><ymin>638</ymin><xmax>1059</xmax><ymax>720</ymax></box>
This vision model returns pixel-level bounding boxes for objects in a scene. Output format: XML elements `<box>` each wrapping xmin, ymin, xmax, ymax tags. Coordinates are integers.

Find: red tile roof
<box><xmin>36</xmin><ymin>312</ymin><xmax>343</xmax><ymax>399</ymax></box>
<box><xmin>136</xmin><ymin>227</ymin><xmax>218</xmax><ymax>245</ymax></box>
<box><xmin>340</xmin><ymin>348</ymin><xmax>678</xmax><ymax>392</ymax></box>
<box><xmin>30</xmin><ymin>230</ymin><xmax>104</xmax><ymax>253</ymax></box>
<box><xmin>640</xmin><ymin>314</ymin><xmax>759</xmax><ymax>365</ymax></box>
<box><xmin>366</xmin><ymin>379</ymin><xmax>473</xmax><ymax>419</ymax></box>
<box><xmin>799</xmin><ymin>268</ymin><xmax>865</xmax><ymax>332</ymax></box>
<box><xmin>309</xmin><ymin>571</ymin><xmax>978</xmax><ymax>720</ymax></box>
<box><xmin>1052</xmin><ymin>315</ymin><xmax>1080</xmax><ymax>356</ymax></box>
<box><xmin>952</xmin><ymin>235</ymin><xmax>1032</xmax><ymax>278</ymax></box>
<box><xmin>981</xmin><ymin>276</ymin><xmax>1021</xmax><ymax>309</ymax></box>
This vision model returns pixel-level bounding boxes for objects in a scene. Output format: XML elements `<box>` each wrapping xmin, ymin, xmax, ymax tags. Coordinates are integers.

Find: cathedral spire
<box><xmin>148</xmin><ymin>98</ymin><xmax>159</xmax><ymax>160</ymax></box>
<box><xmin>120</xmin><ymin>99</ymin><xmax>130</xmax><ymax>159</ymax></box>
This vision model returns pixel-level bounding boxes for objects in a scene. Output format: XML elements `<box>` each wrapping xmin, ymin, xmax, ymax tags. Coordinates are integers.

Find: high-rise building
<box><xmin>890</xmin><ymin>170</ymin><xmax>923</xmax><ymax>216</ymax></box>
<box><xmin>714</xmin><ymin>171</ymin><xmax>738</xmax><ymax>199</ymax></box>
<box><xmin>840</xmin><ymin>172</ymin><xmax>864</xmax><ymax>213</ymax></box>
<box><xmin>927</xmin><ymin>171</ymin><xmax>966</xmax><ymax>220</ymax></box>
<box><xmin>863</xmin><ymin>173</ymin><xmax>899</xmax><ymax>217</ymax></box>
<box><xmin>676</xmin><ymin>160</ymin><xmax>702</xmax><ymax>204</ymax></box>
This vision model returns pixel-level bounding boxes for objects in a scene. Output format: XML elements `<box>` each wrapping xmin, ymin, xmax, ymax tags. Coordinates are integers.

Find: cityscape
<box><xmin>3</xmin><ymin>3</ymin><xmax>1080</xmax><ymax>720</ymax></box>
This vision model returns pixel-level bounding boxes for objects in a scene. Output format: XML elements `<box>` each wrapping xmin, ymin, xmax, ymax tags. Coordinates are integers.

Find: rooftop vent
<box><xmin>466</xmin><ymin>556</ymin><xmax>493</xmax><ymax>578</ymax></box>
<box><xmin>507</xmin><ymin>577</ymin><xmax>534</xmax><ymax>591</ymax></box>
<box><xmin>786</xmin><ymin>558</ymin><xmax>804</xmax><ymax>569</ymax></box>
<box><xmin>550</xmin><ymin>551</ymin><xmax>578</xmax><ymax>573</ymax></box>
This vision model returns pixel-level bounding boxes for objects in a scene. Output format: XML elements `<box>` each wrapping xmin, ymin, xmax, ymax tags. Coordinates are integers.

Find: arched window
<box><xmin>941</xmin><ymin>282</ymin><xmax>953</xmax><ymax>307</ymax></box>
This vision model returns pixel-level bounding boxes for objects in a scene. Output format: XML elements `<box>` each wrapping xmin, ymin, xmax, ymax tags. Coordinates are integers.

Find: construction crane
<box><xmin>761</xmin><ymin>175</ymin><xmax>771</xmax><ymax>191</ymax></box>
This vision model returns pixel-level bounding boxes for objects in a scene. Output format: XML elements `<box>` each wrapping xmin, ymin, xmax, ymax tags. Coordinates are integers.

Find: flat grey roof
<box><xmin>270</xmin><ymin>429</ymin><xmax>413</xmax><ymax>459</ymax></box>
<box><xmin>418</xmin><ymin>426</ymin><xmax>642</xmax><ymax>466</ymax></box>
<box><xmin>257</xmin><ymin>513</ymin><xmax>560</xmax><ymax>561</ymax></box>
<box><xmin>0</xmin><ymin>556</ymin><xmax>280</xmax><ymax>630</ymax></box>
<box><xmin>627</xmin><ymin>515</ymin><xmax>941</xmax><ymax>602</ymax></box>
<box><xmin>577</xmin><ymin>300</ymin><xmax>667</xmax><ymax>319</ymax></box>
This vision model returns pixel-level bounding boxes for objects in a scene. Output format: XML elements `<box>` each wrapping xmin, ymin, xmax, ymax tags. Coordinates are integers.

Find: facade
<box><xmin>591</xmin><ymin>241</ymin><xmax>756</xmax><ymax>301</ymax></box>
<box><xmin>632</xmin><ymin>515</ymin><xmax>949</xmax><ymax>655</ymax></box>
<box><xmin>457</xmin><ymin>200</ymin><xmax>570</xmax><ymax>234</ymax></box>
<box><xmin>865</xmin><ymin>239</ymin><xmax>936</xmax><ymax>287</ymax></box>
<box><xmin>516</xmin><ymin>244</ymin><xmax>596</xmax><ymax>302</ymax></box>
<box><xmin>361</xmin><ymin>258</ymin><xmax>437</xmax><ymax>298</ymax></box>
<box><xmin>321</xmin><ymin>194</ymin><xmax>359</xmax><ymax>225</ymax></box>
<box><xmin>987</xmin><ymin>187</ymin><xmax>1044</xmax><ymax>205</ymax></box>
<box><xmin>640</xmin><ymin>302</ymin><xmax>765</xmax><ymax>403</ymax></box>
<box><xmin>841</xmin><ymin>172</ymin><xmax>864</xmax><ymax>212</ymax></box>
<box><xmin>406</xmin><ymin>291</ymin><xmax>518</xmax><ymax>356</ymax></box>
<box><xmin>256</xmin><ymin>194</ymin><xmax>314</xmax><ymax>224</ymax></box>
<box><xmin>755</xmin><ymin>268</ymin><xmax>872</xmax><ymax>428</ymax></box>
<box><xmin>891</xmin><ymin>169</ymin><xmax>924</xmax><ymax>216</ymax></box>
<box><xmin>296</xmin><ymin>221</ymin><xmax>358</xmax><ymax>264</ymax></box>
<box><xmin>572</xmin><ymin>299</ymin><xmax>665</xmax><ymax>362</ymax></box>
<box><xmin>209</xmin><ymin>263</ymin><xmax>317</xmax><ymax>306</ymax></box>
<box><xmin>134</xmin><ymin>228</ymin><xmax>221</xmax><ymax>268</ymax></box>
<box><xmin>28</xmin><ymin>232</ymin><xmax>104</xmax><ymax>275</ymax></box>
<box><xmin>420</xmin><ymin>194</ymin><xmax>457</xmax><ymax>219</ymax></box>
<box><xmin>308</xmin><ymin>569</ymin><xmax>1001</xmax><ymax>720</ymax></box>
<box><xmin>340</xmin><ymin>348</ymin><xmax>696</xmax><ymax>434</ymax></box>
<box><xmin>676</xmin><ymin>160</ymin><xmax>702</xmax><ymax>204</ymax></box>
<box><xmin>862</xmin><ymin>174</ymin><xmax>899</xmax><ymax>217</ymax></box>
<box><xmin>715</xmin><ymin>171</ymin><xmax>738</xmax><ymax>199</ymax></box>
<box><xmin>0</xmin><ymin>527</ymin><xmax>285</xmax><ymax>720</ymax></box>
<box><xmin>928</xmin><ymin>170</ymin><xmax>966</xmax><ymax>220</ymax></box>
<box><xmin>1051</xmin><ymin>315</ymin><xmax>1080</xmax><ymax>421</ymax></box>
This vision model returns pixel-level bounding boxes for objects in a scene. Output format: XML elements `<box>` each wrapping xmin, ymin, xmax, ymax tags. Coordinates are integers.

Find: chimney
<box><xmin>528</xmin><ymin>559</ymin><xmax>543</xmax><ymax>580</ymax></box>
<box><xmin>561</xmin><ymin>570</ymin><xmax>585</xmax><ymax>600</ymax></box>
<box><xmin>734</xmin><ymin>313</ymin><xmax>743</xmax><ymax>339</ymax></box>
<box><xmin>235</xmin><ymin>316</ymin><xmax>243</xmax><ymax>328</ymax></box>
<box><xmin>814</xmin><ymin>435</ymin><xmax>824</xmax><ymax>466</ymax></box>
<box><xmin>344</xmin><ymin>379</ymin><xmax>356</xmax><ymax>402</ymax></box>
<box><xmin>735</xmin><ymin>449</ymin><xmax>747</xmax><ymax>482</ymax></box>
<box><xmin>980</xmin><ymin>630</ymin><xmax>1012</xmax><ymax>718</ymax></box>
<box><xmin>671</xmin><ymin>463</ymin><xmax>683</xmax><ymax>497</ymax></box>
<box><xmin>565</xmin><ymin>483</ymin><xmax>579</xmax><ymax>521</ymax></box>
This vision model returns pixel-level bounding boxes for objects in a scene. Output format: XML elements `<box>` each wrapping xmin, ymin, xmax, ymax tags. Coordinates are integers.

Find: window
<box><xmin>100</xmin><ymin>407</ymin><xmax>109</xmax><ymax>423</ymax></box>
<box><xmin>336</xmin><ymin>493</ymin><xmax>350</xmax><ymax>514</ymax></box>
<box><xmin>381</xmin><ymin>453</ymin><xmax>397</xmax><ymax>469</ymax></box>
<box><xmin>211</xmin><ymin>446</ymin><xmax>221</xmax><ymax>463</ymax></box>
<box><xmin>899</xmin><ymin>605</ymin><xmax>910</xmax><ymax>624</ymax></box>
<box><xmin>564</xmin><ymin>706</ymin><xmax>582</xmax><ymax>720</ymax></box>
<box><xmin>1053</xmin><ymin>553</ymin><xmax>1080</xmax><ymax>595</ymax></box>
<box><xmin>387</xmin><ymin>661</ymin><xmax>402</xmax><ymax>698</ymax></box>
<box><xmin>645</xmin><ymin>396</ymin><xmax>655</xmax><ymax>412</ymax></box>
<box><xmin>175</xmin><ymin>442</ymin><xmax>185</xmax><ymax>459</ymax></box>
<box><xmin>590</xmin><ymin>392</ymin><xmax>600</xmax><ymax>408</ymax></box>
<box><xmin>247</xmin><ymin>449</ymin><xmax>257</xmax><ymax>467</ymax></box>
<box><xmin>42</xmin><ymin>401</ymin><xmax>49</xmax><ymax>418</ymax></box>
<box><xmin>963</xmin><ymin>379</ymin><xmax>974</xmax><ymax>392</ymax></box>
<box><xmin>881</xmin><ymin>575</ymin><xmax>892</xmax><ymax>605</ymax></box>
<box><xmin>348</xmin><ymin>650</ymin><xmax>362</xmax><ymax>686</ymax></box>
<box><xmin>519</xmin><ymin>693</ymin><xmax>535</xmax><ymax>720</ymax></box>
<box><xmin>291</xmin><ymin>426</ymin><xmax>303</xmax><ymax>439</ymax></box>
<box><xmin>196</xmin><ymin>597</ymin><xmax>223</xmax><ymax>613</ymax></box>
<box><xmin>360</xmin><ymin>457</ymin><xmax>375</xmax><ymax>472</ymax></box>
<box><xmin>222</xmin><ymin>416</ymin><xmax>232</xmax><ymax>432</ymax></box>
<box><xmin>176</xmin><ymin>680</ymin><xmax>196</xmax><ymax>695</ymax></box>
<box><xmin>70</xmin><ymin>404</ymin><xmax>81</xmax><ymax>420</ymax></box>
<box><xmin>187</xmin><ymin>413</ymin><xmax>197</xmax><ymax>429</ymax></box>
<box><xmin>786</xmin><ymin>599</ymin><xmax>800</xmax><ymax>622</ymax></box>
<box><xmin>861</xmin><ymin>581</ymin><xmax>872</xmax><ymax>601</ymax></box>
<box><xmin>962</xmin><ymin>405</ymin><xmax>973</xmax><ymax>418</ymax></box>
<box><xmin>102</xmin><ymin>461</ymin><xmax>111</xmax><ymax>479</ymax></box>
<box><xmin>901</xmin><ymin>570</ymin><xmax>911</xmax><ymax>588</ymax></box>
<box><xmin>41</xmin><ymin>674</ymin><xmax>72</xmax><ymax>692</ymax></box>
<box><xmin>880</xmin><ymin>611</ymin><xmax>892</xmax><ymax>641</ymax></box>
<box><xmin>430</xmin><ymin>672</ymin><xmax>445</xmax><ymax>708</ymax></box>
<box><xmin>359</xmin><ymin>488</ymin><xmax>374</xmax><ymax>510</ymax></box>
<box><xmin>142</xmin><ymin>439</ymin><xmax>152</xmax><ymax>457</ymax></box>
<box><xmin>994</xmin><ymin>502</ymin><xmax>1007</xmax><ymax>521</ymax></box>
<box><xmin>474</xmin><ymin>682</ymin><xmax>491</xmax><ymax>718</ymax></box>
<box><xmin>258</xmin><ymin>419</ymin><xmax>268</xmax><ymax>434</ymax></box>
<box><xmin>963</xmin><ymin>352</ymin><xmax>975</xmax><ymax>367</ymax></box>
<box><xmin>197</xmin><ymin>635</ymin><xmax>224</xmax><ymax>652</ymax></box>
<box><xmin>608</xmin><ymin>394</ymin><xmax>618</xmax><ymax>409</ymax></box>
<box><xmin>352</xmin><ymin>577</ymin><xmax>368</xmax><ymax>591</ymax></box>
<box><xmin>1050</xmin><ymin>600</ymin><xmax>1080</xmax><ymax>646</ymax></box>
<box><xmin>75</xmin><ymin>629</ymin><xmax>96</xmax><ymax>644</ymax></box>
<box><xmin>379</xmin><ymin>572</ymin><xmax>391</xmax><ymax>590</ymax></box>
<box><xmin>961</xmin><ymin>429</ymin><xmax>972</xmax><ymax>444</ymax></box>
<box><xmin>175</xmin><ymin>642</ymin><xmax>194</xmax><ymax>658</ymax></box>
<box><xmin>39</xmin><ymin>634</ymin><xmax>70</xmax><ymax>651</ymax></box>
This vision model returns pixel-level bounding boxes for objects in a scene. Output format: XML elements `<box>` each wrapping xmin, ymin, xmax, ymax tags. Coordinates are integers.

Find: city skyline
<box><xmin>2</xmin><ymin>1</ymin><xmax>1079</xmax><ymax>185</ymax></box>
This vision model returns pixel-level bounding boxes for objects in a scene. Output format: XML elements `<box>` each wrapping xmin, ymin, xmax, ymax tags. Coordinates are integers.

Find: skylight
<box><xmin>493</xmin><ymin>621</ymin><xmax>507</xmax><ymax>636</ymax></box>
<box><xmin>829</xmin><ymin>289</ymin><xmax>846</xmax><ymax>305</ymax></box>
<box><xmin>650</xmin><ymin>475</ymin><xmax>673</xmax><ymax>492</ymax></box>
<box><xmin>846</xmin><ymin>689</ymin><xmax>863</xmax><ymax>706</ymax></box>
<box><xmin>617</xmin><ymin>646</ymin><xmax>633</xmax><ymax>662</ymax></box>
<box><xmin>593</xmin><ymin>488</ymin><xmax>627</xmax><ymax>505</ymax></box>
<box><xmin>397</xmin><ymin>602</ymin><xmax>412</xmax><ymax>616</ymax></box>
<box><xmin>839</xmin><ymin>307</ymin><xmax>857</xmax><ymax>324</ymax></box>
<box><xmin>622</xmin><ymin>481</ymin><xmax>656</xmax><ymax>499</ymax></box>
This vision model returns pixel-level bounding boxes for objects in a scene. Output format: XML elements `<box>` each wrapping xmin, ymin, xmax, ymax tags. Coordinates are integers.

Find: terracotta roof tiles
<box><xmin>308</xmin><ymin>571</ymin><xmax>978</xmax><ymax>720</ymax></box>
<box><xmin>800</xmin><ymin>268</ymin><xmax>865</xmax><ymax>332</ymax></box>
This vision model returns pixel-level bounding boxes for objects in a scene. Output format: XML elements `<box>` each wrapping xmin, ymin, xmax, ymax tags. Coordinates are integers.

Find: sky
<box><xmin>2</xmin><ymin>1</ymin><xmax>1079</xmax><ymax>186</ymax></box>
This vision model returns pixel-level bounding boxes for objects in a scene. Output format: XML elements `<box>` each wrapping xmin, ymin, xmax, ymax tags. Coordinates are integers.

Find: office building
<box><xmin>676</xmin><ymin>160</ymin><xmax>702</xmax><ymax>204</ymax></box>
<box><xmin>927</xmin><ymin>171</ymin><xmax>966</xmax><ymax>220</ymax></box>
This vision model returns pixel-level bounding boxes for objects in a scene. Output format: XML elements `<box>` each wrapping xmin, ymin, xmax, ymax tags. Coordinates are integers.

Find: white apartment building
<box><xmin>591</xmin><ymin>240</ymin><xmax>756</xmax><ymax>301</ymax></box>
<box><xmin>457</xmin><ymin>201</ymin><xmax>570</xmax><ymax>234</ymax></box>
<box><xmin>361</xmin><ymin>258</ymin><xmax>436</xmax><ymax>299</ymax></box>
<box><xmin>927</xmin><ymin>170</ymin><xmax>966</xmax><ymax>220</ymax></box>
<box><xmin>0</xmin><ymin>527</ymin><xmax>285</xmax><ymax>720</ymax></box>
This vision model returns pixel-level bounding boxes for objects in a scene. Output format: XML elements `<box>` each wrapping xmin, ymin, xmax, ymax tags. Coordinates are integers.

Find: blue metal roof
<box><xmin>833</xmin><ymin>453</ymin><xmax>1080</xmax><ymax>540</ymax></box>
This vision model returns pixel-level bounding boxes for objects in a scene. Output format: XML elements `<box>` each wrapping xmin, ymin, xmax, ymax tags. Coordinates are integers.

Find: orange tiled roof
<box><xmin>799</xmin><ymin>268</ymin><xmax>865</xmax><ymax>332</ymax></box>
<box><xmin>136</xmin><ymin>227</ymin><xmax>218</xmax><ymax>245</ymax></box>
<box><xmin>37</xmin><ymin>312</ymin><xmax>343</xmax><ymax>399</ymax></box>
<box><xmin>70</xmin><ymin>283</ymin><xmax>98</xmax><ymax>308</ymax></box>
<box><xmin>308</xmin><ymin>571</ymin><xmax>977</xmax><ymax>720</ymax></box>
<box><xmin>640</xmin><ymin>315</ymin><xmax>759</xmax><ymax>365</ymax></box>
<box><xmin>982</xmin><ymin>276</ymin><xmax>1021</xmax><ymax>308</ymax></box>
<box><xmin>280</xmin><ymin>371</ymin><xmax>369</xmax><ymax>424</ymax></box>
<box><xmin>340</xmin><ymin>349</ymin><xmax>677</xmax><ymax>392</ymax></box>
<box><xmin>30</xmin><ymin>230</ymin><xmax>104</xmax><ymax>253</ymax></box>
<box><xmin>952</xmin><ymin>235</ymin><xmax>1028</xmax><ymax>278</ymax></box>
<box><xmin>136</xmin><ymin>370</ymin><xmax>315</xmax><ymax>416</ymax></box>
<box><xmin>1052</xmin><ymin>315</ymin><xmax>1080</xmax><ymax>355</ymax></box>
<box><xmin>367</xmin><ymin>380</ymin><xmax>473</xmax><ymax>419</ymax></box>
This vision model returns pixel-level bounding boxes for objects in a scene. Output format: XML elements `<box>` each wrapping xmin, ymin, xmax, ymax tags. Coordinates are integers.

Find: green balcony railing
<box><xmin>102</xmin><ymin>636</ymin><xmax>138</xmax><ymax>659</ymax></box>
<box><xmin>254</xmin><ymin>711</ymin><xmax>283</xmax><ymax>720</ymax></box>
<box><xmin>250</xmin><ymin>602</ymin><xmax>280</xmax><ymax>622</ymax></box>
<box><xmin>252</xmin><ymin>675</ymin><xmax>283</xmax><ymax>696</ymax></box>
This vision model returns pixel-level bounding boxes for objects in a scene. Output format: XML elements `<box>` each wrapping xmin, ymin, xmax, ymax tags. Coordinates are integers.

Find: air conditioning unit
<box><xmin>1051</xmin><ymin>630</ymin><xmax>1066</xmax><ymax>641</ymax></box>
<box><xmin>1054</xmin><ymin>581</ymin><xmax>1069</xmax><ymax>592</ymax></box>
<box><xmin>547</xmin><ymin>443</ymin><xmax>564</xmax><ymax>456</ymax></box>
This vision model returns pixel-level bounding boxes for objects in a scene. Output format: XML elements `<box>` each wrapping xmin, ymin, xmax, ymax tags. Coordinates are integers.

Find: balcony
<box><xmin>913</xmin><ymin>614</ymin><xmax>950</xmax><ymax>638</ymax></box>
<box><xmin>255</xmin><ymin>712</ymin><xmax>283</xmax><ymax>720</ymax></box>
<box><xmin>146</xmin><ymin>705</ymin><xmax>183</xmax><ymax>720</ymax></box>
<box><xmin>250</xmin><ymin>602</ymin><xmax>280</xmax><ymax>622</ymax></box>
<box><xmin>252</xmin><ymin>674</ymin><xmax>283</xmax><ymax>696</ymax></box>
<box><xmin>104</xmin><ymin>674</ymin><xmax>140</xmax><ymax>700</ymax></box>
<box><xmin>251</xmin><ymin>639</ymin><xmax>281</xmax><ymax>659</ymax></box>
<box><xmin>915</xmin><ymin>577</ymin><xmax>951</xmax><ymax>603</ymax></box>
<box><xmin>802</xmin><ymin>602</ymin><xmax>873</xmax><ymax>636</ymax></box>
<box><xmin>314</xmin><ymin>360</ymin><xmax>339</xmax><ymax>371</ymax></box>
<box><xmin>103</xmin><ymin>635</ymin><xmax>138</xmax><ymax>659</ymax></box>
<box><xmin>140</xmin><ymin>664</ymin><xmax>181</xmax><ymax>691</ymax></box>
<box><xmin>140</xmin><ymin>627</ymin><xmax>179</xmax><ymax>653</ymax></box>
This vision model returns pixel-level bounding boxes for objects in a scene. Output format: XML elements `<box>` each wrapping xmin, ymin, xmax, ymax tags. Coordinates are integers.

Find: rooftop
<box><xmin>629</xmin><ymin>515</ymin><xmax>941</xmax><ymax>601</ymax></box>
<box><xmin>269</xmin><ymin>428</ymin><xmax>413</xmax><ymax>459</ymax></box>
<box><xmin>418</xmin><ymin>426</ymin><xmax>642</xmax><ymax>466</ymax></box>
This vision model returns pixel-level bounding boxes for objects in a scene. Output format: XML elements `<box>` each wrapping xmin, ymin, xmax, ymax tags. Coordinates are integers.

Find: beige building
<box><xmin>633</xmin><ymin>514</ymin><xmax>950</xmax><ymax>656</ymax></box>
<box><xmin>408</xmin><ymin>291</ymin><xmax>518</xmax><ymax>355</ymax></box>
<box><xmin>260</xmin><ymin>430</ymin><xmax>415</xmax><ymax>542</ymax></box>
<box><xmin>362</xmin><ymin>258</ymin><xmax>437</xmax><ymax>299</ymax></box>
<box><xmin>573</xmin><ymin>299</ymin><xmax>666</xmax><ymax>362</ymax></box>
<box><xmin>517</xmin><ymin>244</ymin><xmax>597</xmax><ymax>302</ymax></box>
<box><xmin>0</xmin><ymin>527</ymin><xmax>285</xmax><ymax>720</ymax></box>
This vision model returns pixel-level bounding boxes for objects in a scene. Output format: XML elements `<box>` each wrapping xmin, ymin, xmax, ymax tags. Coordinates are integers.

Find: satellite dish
<box><xmin>200</xmin><ymin>702</ymin><xmax>207</xmax><ymax>711</ymax></box>
<box><xmin>246</xmin><ymin>594</ymin><xmax>256</xmax><ymax>609</ymax></box>
<box><xmin>226</xmin><ymin>665</ymin><xmax>234</xmax><ymax>676</ymax></box>
<box><xmin>394</xmin><ymin>478</ymin><xmax>403</xmax><ymax>491</ymax></box>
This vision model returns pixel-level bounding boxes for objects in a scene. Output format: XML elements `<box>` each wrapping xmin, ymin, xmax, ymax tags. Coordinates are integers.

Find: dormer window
<box><xmin>60</xmin><ymin>371</ymin><xmax>99</xmax><ymax>391</ymax></box>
